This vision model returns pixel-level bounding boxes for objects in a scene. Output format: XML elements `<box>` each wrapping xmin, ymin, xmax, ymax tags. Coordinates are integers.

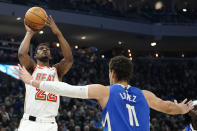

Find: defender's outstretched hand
<box><xmin>174</xmin><ymin>99</ymin><xmax>194</xmax><ymax>114</ymax></box>
<box><xmin>15</xmin><ymin>64</ymin><xmax>33</xmax><ymax>85</ymax></box>
<box><xmin>45</xmin><ymin>15</ymin><xmax>61</xmax><ymax>35</ymax></box>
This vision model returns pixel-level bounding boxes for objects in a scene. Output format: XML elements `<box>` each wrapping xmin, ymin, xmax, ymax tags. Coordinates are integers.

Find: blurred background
<box><xmin>0</xmin><ymin>0</ymin><xmax>197</xmax><ymax>131</ymax></box>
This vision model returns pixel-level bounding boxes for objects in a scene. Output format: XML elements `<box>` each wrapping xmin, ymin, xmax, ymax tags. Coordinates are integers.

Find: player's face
<box><xmin>35</xmin><ymin>45</ymin><xmax>51</xmax><ymax>62</ymax></box>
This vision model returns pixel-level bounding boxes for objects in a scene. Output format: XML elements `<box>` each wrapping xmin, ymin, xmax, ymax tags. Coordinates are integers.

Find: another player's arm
<box><xmin>142</xmin><ymin>90</ymin><xmax>193</xmax><ymax>115</ymax></box>
<box><xmin>35</xmin><ymin>82</ymin><xmax>109</xmax><ymax>108</ymax></box>
<box><xmin>45</xmin><ymin>16</ymin><xmax>73</xmax><ymax>80</ymax></box>
<box><xmin>18</xmin><ymin>24</ymin><xmax>36</xmax><ymax>74</ymax></box>
<box><xmin>15</xmin><ymin>65</ymin><xmax>109</xmax><ymax>108</ymax></box>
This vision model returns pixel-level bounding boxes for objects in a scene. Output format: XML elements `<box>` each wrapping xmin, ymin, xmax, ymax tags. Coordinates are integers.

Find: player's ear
<box><xmin>111</xmin><ymin>70</ymin><xmax>116</xmax><ymax>79</ymax></box>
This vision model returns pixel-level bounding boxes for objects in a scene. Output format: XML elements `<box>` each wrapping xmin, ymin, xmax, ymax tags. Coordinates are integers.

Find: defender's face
<box><xmin>36</xmin><ymin>45</ymin><xmax>51</xmax><ymax>61</ymax></box>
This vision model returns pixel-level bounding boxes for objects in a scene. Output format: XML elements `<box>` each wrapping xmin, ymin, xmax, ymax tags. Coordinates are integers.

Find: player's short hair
<box><xmin>35</xmin><ymin>42</ymin><xmax>50</xmax><ymax>54</ymax></box>
<box><xmin>109</xmin><ymin>55</ymin><xmax>133</xmax><ymax>82</ymax></box>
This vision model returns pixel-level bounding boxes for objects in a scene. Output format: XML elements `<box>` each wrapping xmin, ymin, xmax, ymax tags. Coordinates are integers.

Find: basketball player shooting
<box><xmin>17</xmin><ymin>16</ymin><xmax>73</xmax><ymax>131</ymax></box>
<box><xmin>15</xmin><ymin>56</ymin><xmax>193</xmax><ymax>131</ymax></box>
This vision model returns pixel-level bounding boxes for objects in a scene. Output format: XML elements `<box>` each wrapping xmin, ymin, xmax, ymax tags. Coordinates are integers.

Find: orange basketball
<box><xmin>24</xmin><ymin>7</ymin><xmax>47</xmax><ymax>31</ymax></box>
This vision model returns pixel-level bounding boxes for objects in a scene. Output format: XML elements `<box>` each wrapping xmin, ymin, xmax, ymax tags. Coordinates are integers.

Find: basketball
<box><xmin>24</xmin><ymin>7</ymin><xmax>47</xmax><ymax>31</ymax></box>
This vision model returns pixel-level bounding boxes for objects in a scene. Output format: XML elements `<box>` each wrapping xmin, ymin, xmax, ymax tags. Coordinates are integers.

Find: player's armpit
<box><xmin>53</xmin><ymin>58</ymin><xmax>73</xmax><ymax>80</ymax></box>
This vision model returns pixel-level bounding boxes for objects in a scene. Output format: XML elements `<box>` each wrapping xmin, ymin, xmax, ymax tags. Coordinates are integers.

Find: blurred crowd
<box><xmin>0</xmin><ymin>45</ymin><xmax>197</xmax><ymax>131</ymax></box>
<box><xmin>133</xmin><ymin>58</ymin><xmax>197</xmax><ymax>131</ymax></box>
<box><xmin>1</xmin><ymin>0</ymin><xmax>197</xmax><ymax>24</ymax></box>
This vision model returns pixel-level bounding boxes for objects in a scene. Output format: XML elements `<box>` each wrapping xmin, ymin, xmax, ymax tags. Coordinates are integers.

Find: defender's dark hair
<box><xmin>35</xmin><ymin>42</ymin><xmax>50</xmax><ymax>54</ymax></box>
<box><xmin>109</xmin><ymin>55</ymin><xmax>133</xmax><ymax>82</ymax></box>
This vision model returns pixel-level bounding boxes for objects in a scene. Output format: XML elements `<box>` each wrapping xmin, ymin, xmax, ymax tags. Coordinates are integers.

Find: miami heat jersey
<box><xmin>24</xmin><ymin>65</ymin><xmax>60</xmax><ymax>118</ymax></box>
<box><xmin>102</xmin><ymin>84</ymin><xmax>150</xmax><ymax>131</ymax></box>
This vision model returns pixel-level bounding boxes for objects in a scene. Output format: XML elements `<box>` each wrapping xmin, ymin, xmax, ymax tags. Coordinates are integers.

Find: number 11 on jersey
<box><xmin>126</xmin><ymin>104</ymin><xmax>139</xmax><ymax>126</ymax></box>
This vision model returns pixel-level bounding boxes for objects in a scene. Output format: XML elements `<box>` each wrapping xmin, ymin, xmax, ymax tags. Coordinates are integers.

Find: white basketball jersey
<box><xmin>24</xmin><ymin>65</ymin><xmax>60</xmax><ymax>118</ymax></box>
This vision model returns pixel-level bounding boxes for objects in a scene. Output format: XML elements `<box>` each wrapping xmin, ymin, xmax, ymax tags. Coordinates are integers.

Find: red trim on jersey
<box><xmin>38</xmin><ymin>65</ymin><xmax>50</xmax><ymax>69</ymax></box>
<box><xmin>47</xmin><ymin>93</ymin><xmax>57</xmax><ymax>102</ymax></box>
<box><xmin>35</xmin><ymin>88</ymin><xmax>47</xmax><ymax>101</ymax></box>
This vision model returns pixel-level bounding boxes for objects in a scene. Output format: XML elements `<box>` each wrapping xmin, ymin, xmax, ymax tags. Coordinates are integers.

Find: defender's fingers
<box><xmin>182</xmin><ymin>98</ymin><xmax>188</xmax><ymax>104</ymax></box>
<box><xmin>188</xmin><ymin>100</ymin><xmax>193</xmax><ymax>106</ymax></box>
<box><xmin>13</xmin><ymin>71</ymin><xmax>20</xmax><ymax>76</ymax></box>
<box><xmin>14</xmin><ymin>67</ymin><xmax>22</xmax><ymax>74</ymax></box>
<box><xmin>18</xmin><ymin>64</ymin><xmax>23</xmax><ymax>70</ymax></box>
<box><xmin>49</xmin><ymin>15</ymin><xmax>52</xmax><ymax>20</ymax></box>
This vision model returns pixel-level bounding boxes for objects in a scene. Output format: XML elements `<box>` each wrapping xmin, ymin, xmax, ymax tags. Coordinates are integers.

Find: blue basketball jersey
<box><xmin>102</xmin><ymin>84</ymin><xmax>150</xmax><ymax>131</ymax></box>
<box><xmin>185</xmin><ymin>124</ymin><xmax>194</xmax><ymax>131</ymax></box>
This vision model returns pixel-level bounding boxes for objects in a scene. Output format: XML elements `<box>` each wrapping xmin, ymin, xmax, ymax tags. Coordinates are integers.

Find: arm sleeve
<box><xmin>39</xmin><ymin>81</ymin><xmax>88</xmax><ymax>99</ymax></box>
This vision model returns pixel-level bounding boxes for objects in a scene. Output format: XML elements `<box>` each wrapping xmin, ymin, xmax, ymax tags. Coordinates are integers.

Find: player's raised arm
<box><xmin>18</xmin><ymin>24</ymin><xmax>36</xmax><ymax>74</ymax></box>
<box><xmin>142</xmin><ymin>90</ymin><xmax>194</xmax><ymax>115</ymax></box>
<box><xmin>45</xmin><ymin>16</ymin><xmax>73</xmax><ymax>80</ymax></box>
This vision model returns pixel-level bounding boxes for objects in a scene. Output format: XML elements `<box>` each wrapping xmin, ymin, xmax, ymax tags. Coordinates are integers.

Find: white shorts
<box><xmin>18</xmin><ymin>114</ymin><xmax>57</xmax><ymax>131</ymax></box>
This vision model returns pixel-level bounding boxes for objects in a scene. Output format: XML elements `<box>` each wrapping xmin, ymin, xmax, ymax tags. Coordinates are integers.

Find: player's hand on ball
<box><xmin>45</xmin><ymin>15</ymin><xmax>61</xmax><ymax>36</ymax></box>
<box><xmin>175</xmin><ymin>99</ymin><xmax>194</xmax><ymax>114</ymax></box>
<box><xmin>14</xmin><ymin>64</ymin><xmax>33</xmax><ymax>85</ymax></box>
<box><xmin>24</xmin><ymin>22</ymin><xmax>36</xmax><ymax>34</ymax></box>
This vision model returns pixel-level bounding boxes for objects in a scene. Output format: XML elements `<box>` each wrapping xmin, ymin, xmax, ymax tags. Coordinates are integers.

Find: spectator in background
<box><xmin>0</xmin><ymin>105</ymin><xmax>10</xmax><ymax>122</ymax></box>
<box><xmin>74</xmin><ymin>125</ymin><xmax>80</xmax><ymax>131</ymax></box>
<box><xmin>83</xmin><ymin>125</ymin><xmax>89</xmax><ymax>131</ymax></box>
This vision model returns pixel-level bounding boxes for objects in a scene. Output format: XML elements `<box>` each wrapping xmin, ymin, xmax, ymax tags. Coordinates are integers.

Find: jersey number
<box><xmin>126</xmin><ymin>104</ymin><xmax>139</xmax><ymax>126</ymax></box>
<box><xmin>35</xmin><ymin>88</ymin><xmax>57</xmax><ymax>102</ymax></box>
<box><xmin>103</xmin><ymin>105</ymin><xmax>139</xmax><ymax>130</ymax></box>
